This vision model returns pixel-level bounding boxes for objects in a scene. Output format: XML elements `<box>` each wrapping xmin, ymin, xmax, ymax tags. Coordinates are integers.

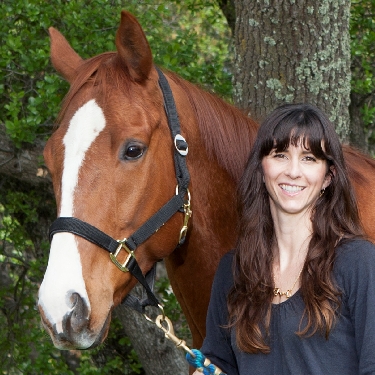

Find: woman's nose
<box><xmin>285</xmin><ymin>158</ymin><xmax>301</xmax><ymax>179</ymax></box>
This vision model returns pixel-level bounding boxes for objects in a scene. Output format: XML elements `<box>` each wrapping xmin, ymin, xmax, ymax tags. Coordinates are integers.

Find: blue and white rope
<box><xmin>186</xmin><ymin>349</ymin><xmax>227</xmax><ymax>375</ymax></box>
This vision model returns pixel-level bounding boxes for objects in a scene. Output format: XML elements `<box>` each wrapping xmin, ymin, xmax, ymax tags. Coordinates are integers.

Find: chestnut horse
<box><xmin>38</xmin><ymin>11</ymin><xmax>375</xmax><ymax>351</ymax></box>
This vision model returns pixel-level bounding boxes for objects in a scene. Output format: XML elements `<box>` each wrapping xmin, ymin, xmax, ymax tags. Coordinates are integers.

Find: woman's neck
<box><xmin>271</xmin><ymin>210</ymin><xmax>312</xmax><ymax>303</ymax></box>
<box><xmin>271</xmin><ymin>207</ymin><xmax>312</xmax><ymax>260</ymax></box>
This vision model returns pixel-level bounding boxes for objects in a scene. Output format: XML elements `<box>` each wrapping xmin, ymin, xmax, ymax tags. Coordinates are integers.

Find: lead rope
<box><xmin>186</xmin><ymin>349</ymin><xmax>225</xmax><ymax>375</ymax></box>
<box><xmin>144</xmin><ymin>307</ymin><xmax>226</xmax><ymax>375</ymax></box>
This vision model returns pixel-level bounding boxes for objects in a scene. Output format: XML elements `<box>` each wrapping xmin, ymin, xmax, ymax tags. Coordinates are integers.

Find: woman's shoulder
<box><xmin>336</xmin><ymin>238</ymin><xmax>375</xmax><ymax>260</ymax></box>
<box><xmin>334</xmin><ymin>238</ymin><xmax>375</xmax><ymax>277</ymax></box>
<box><xmin>217</xmin><ymin>250</ymin><xmax>235</xmax><ymax>270</ymax></box>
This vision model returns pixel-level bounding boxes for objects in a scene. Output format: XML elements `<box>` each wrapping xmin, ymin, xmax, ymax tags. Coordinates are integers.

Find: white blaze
<box><xmin>39</xmin><ymin>100</ymin><xmax>106</xmax><ymax>333</ymax></box>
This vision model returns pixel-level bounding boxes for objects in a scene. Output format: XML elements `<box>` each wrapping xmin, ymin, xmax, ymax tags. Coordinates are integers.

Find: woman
<box><xmin>195</xmin><ymin>104</ymin><xmax>375</xmax><ymax>375</ymax></box>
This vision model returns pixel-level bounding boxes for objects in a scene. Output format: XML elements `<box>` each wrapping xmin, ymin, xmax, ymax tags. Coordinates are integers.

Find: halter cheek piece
<box><xmin>48</xmin><ymin>67</ymin><xmax>191</xmax><ymax>313</ymax></box>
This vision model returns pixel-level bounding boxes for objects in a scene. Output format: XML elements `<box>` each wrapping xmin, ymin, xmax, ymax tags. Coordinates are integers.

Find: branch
<box><xmin>0</xmin><ymin>122</ymin><xmax>52</xmax><ymax>193</ymax></box>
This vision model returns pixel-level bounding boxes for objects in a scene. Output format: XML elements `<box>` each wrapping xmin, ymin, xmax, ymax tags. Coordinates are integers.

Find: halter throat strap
<box><xmin>48</xmin><ymin>67</ymin><xmax>190</xmax><ymax>312</ymax></box>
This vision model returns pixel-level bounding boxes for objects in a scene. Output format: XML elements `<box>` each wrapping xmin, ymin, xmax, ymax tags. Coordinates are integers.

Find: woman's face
<box><xmin>261</xmin><ymin>141</ymin><xmax>332</xmax><ymax>218</ymax></box>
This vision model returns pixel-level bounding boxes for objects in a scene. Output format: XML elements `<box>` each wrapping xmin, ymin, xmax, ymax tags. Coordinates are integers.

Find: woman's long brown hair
<box><xmin>227</xmin><ymin>103</ymin><xmax>364</xmax><ymax>353</ymax></box>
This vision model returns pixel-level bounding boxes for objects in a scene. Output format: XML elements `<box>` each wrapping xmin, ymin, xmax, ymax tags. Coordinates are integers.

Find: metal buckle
<box><xmin>177</xmin><ymin>188</ymin><xmax>192</xmax><ymax>245</ymax></box>
<box><xmin>109</xmin><ymin>239</ymin><xmax>135</xmax><ymax>272</ymax></box>
<box><xmin>144</xmin><ymin>304</ymin><xmax>194</xmax><ymax>357</ymax></box>
<box><xmin>174</xmin><ymin>134</ymin><xmax>188</xmax><ymax>156</ymax></box>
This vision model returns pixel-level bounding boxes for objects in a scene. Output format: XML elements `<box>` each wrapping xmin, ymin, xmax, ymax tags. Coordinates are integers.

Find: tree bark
<box><xmin>0</xmin><ymin>123</ymin><xmax>52</xmax><ymax>191</ymax></box>
<box><xmin>115</xmin><ymin>302</ymin><xmax>189</xmax><ymax>375</ymax></box>
<box><xmin>233</xmin><ymin>0</ymin><xmax>352</xmax><ymax>141</ymax></box>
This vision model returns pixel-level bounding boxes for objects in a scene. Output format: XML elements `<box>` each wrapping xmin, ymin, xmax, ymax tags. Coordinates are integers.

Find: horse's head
<box><xmin>38</xmin><ymin>11</ymin><xmax>188</xmax><ymax>349</ymax></box>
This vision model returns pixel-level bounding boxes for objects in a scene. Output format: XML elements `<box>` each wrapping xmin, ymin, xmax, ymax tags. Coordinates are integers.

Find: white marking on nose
<box><xmin>39</xmin><ymin>100</ymin><xmax>106</xmax><ymax>333</ymax></box>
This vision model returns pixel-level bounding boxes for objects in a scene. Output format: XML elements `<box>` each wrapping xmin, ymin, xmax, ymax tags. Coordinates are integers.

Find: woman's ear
<box><xmin>323</xmin><ymin>165</ymin><xmax>336</xmax><ymax>189</ymax></box>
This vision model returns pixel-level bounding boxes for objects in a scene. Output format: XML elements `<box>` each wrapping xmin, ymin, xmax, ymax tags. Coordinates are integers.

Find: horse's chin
<box><xmin>41</xmin><ymin>312</ymin><xmax>112</xmax><ymax>350</ymax></box>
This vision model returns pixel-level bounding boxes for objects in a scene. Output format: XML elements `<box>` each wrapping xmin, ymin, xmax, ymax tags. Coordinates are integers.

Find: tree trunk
<box><xmin>0</xmin><ymin>124</ymin><xmax>52</xmax><ymax>190</ymax></box>
<box><xmin>115</xmin><ymin>302</ymin><xmax>188</xmax><ymax>375</ymax></box>
<box><xmin>233</xmin><ymin>0</ymin><xmax>352</xmax><ymax>141</ymax></box>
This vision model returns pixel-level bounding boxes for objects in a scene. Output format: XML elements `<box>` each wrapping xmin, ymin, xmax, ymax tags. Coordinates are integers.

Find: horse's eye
<box><xmin>122</xmin><ymin>143</ymin><xmax>145</xmax><ymax>160</ymax></box>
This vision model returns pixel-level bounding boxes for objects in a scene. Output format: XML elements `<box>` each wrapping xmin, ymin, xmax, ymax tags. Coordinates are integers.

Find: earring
<box><xmin>319</xmin><ymin>188</ymin><xmax>325</xmax><ymax>198</ymax></box>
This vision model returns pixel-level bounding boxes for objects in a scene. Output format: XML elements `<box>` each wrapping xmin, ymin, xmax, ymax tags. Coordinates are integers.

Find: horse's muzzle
<box><xmin>39</xmin><ymin>292</ymin><xmax>110</xmax><ymax>349</ymax></box>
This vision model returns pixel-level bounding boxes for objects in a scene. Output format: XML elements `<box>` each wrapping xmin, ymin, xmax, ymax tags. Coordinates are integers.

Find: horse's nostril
<box><xmin>68</xmin><ymin>292</ymin><xmax>89</xmax><ymax>333</ymax></box>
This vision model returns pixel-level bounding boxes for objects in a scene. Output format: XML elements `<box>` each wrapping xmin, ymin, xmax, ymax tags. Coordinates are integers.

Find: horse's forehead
<box><xmin>60</xmin><ymin>99</ymin><xmax>106</xmax><ymax>216</ymax></box>
<box><xmin>46</xmin><ymin>73</ymin><xmax>165</xmax><ymax>174</ymax></box>
<box><xmin>44</xmin><ymin>98</ymin><xmax>103</xmax><ymax>164</ymax></box>
<box><xmin>65</xmin><ymin>98</ymin><xmax>105</xmax><ymax>138</ymax></box>
<box><xmin>68</xmin><ymin>80</ymin><xmax>161</xmax><ymax>130</ymax></box>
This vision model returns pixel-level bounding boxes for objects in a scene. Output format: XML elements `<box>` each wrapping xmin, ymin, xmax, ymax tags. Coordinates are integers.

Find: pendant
<box><xmin>273</xmin><ymin>288</ymin><xmax>292</xmax><ymax>298</ymax></box>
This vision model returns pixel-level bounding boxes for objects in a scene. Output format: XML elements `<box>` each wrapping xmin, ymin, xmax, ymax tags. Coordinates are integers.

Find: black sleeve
<box><xmin>335</xmin><ymin>240</ymin><xmax>375</xmax><ymax>375</ymax></box>
<box><xmin>200</xmin><ymin>251</ymin><xmax>239</xmax><ymax>375</ymax></box>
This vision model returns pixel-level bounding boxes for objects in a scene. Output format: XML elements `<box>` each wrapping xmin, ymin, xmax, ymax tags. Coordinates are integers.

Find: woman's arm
<box><xmin>336</xmin><ymin>240</ymin><xmax>375</xmax><ymax>374</ymax></box>
<box><xmin>199</xmin><ymin>251</ymin><xmax>238</xmax><ymax>375</ymax></box>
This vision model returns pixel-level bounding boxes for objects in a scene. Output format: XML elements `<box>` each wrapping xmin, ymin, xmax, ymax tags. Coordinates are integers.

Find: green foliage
<box><xmin>350</xmin><ymin>0</ymin><xmax>375</xmax><ymax>153</ymax></box>
<box><xmin>143</xmin><ymin>1</ymin><xmax>233</xmax><ymax>98</ymax></box>
<box><xmin>0</xmin><ymin>0</ymin><xmax>232</xmax><ymax>149</ymax></box>
<box><xmin>0</xmin><ymin>194</ymin><xmax>74</xmax><ymax>374</ymax></box>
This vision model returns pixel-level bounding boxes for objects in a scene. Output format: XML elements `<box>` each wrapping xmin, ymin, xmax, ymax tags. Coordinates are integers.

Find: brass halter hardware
<box><xmin>178</xmin><ymin>187</ymin><xmax>192</xmax><ymax>245</ymax></box>
<box><xmin>144</xmin><ymin>304</ymin><xmax>194</xmax><ymax>356</ymax></box>
<box><xmin>109</xmin><ymin>239</ymin><xmax>135</xmax><ymax>272</ymax></box>
<box><xmin>110</xmin><ymin>187</ymin><xmax>192</xmax><ymax>273</ymax></box>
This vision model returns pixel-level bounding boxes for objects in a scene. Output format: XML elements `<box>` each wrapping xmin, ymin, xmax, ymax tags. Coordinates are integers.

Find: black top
<box><xmin>201</xmin><ymin>239</ymin><xmax>375</xmax><ymax>375</ymax></box>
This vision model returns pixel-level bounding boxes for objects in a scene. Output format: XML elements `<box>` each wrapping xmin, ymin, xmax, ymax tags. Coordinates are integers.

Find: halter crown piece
<box><xmin>48</xmin><ymin>67</ymin><xmax>225</xmax><ymax>375</ymax></box>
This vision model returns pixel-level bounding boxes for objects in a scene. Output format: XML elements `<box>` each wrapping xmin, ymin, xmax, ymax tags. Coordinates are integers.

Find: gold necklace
<box><xmin>273</xmin><ymin>264</ymin><xmax>304</xmax><ymax>299</ymax></box>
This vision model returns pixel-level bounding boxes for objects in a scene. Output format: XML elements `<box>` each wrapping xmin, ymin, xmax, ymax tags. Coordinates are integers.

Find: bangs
<box><xmin>260</xmin><ymin>109</ymin><xmax>329</xmax><ymax>160</ymax></box>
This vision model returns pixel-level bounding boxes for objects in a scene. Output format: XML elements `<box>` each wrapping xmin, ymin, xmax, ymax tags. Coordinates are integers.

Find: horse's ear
<box><xmin>49</xmin><ymin>27</ymin><xmax>83</xmax><ymax>83</ymax></box>
<box><xmin>115</xmin><ymin>11</ymin><xmax>153</xmax><ymax>83</ymax></box>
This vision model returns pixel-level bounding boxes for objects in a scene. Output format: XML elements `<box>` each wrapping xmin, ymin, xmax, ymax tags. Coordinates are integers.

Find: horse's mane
<box><xmin>58</xmin><ymin>53</ymin><xmax>259</xmax><ymax>182</ymax></box>
<box><xmin>166</xmin><ymin>71</ymin><xmax>259</xmax><ymax>182</ymax></box>
<box><xmin>343</xmin><ymin>145</ymin><xmax>375</xmax><ymax>184</ymax></box>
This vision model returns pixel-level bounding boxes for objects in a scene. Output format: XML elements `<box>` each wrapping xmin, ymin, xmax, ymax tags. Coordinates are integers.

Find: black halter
<box><xmin>48</xmin><ymin>67</ymin><xmax>191</xmax><ymax>313</ymax></box>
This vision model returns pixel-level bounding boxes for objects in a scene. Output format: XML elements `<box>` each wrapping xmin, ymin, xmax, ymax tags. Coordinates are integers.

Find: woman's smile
<box><xmin>279</xmin><ymin>184</ymin><xmax>305</xmax><ymax>194</ymax></box>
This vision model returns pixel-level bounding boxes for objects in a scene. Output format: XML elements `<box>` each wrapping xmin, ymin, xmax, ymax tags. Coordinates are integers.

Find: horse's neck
<box><xmin>182</xmin><ymin>115</ymin><xmax>240</xmax><ymax>260</ymax></box>
<box><xmin>163</xmin><ymin>79</ymin><xmax>255</xmax><ymax>345</ymax></box>
<box><xmin>167</xmin><ymin>75</ymin><xmax>253</xmax><ymax>258</ymax></box>
<box><xmin>190</xmin><ymin>142</ymin><xmax>238</xmax><ymax>253</ymax></box>
<box><xmin>163</xmin><ymin>101</ymin><xmax>240</xmax><ymax>345</ymax></box>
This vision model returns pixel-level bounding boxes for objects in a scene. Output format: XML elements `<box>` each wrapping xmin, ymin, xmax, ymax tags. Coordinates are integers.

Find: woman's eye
<box><xmin>304</xmin><ymin>156</ymin><xmax>316</xmax><ymax>162</ymax></box>
<box><xmin>274</xmin><ymin>153</ymin><xmax>286</xmax><ymax>159</ymax></box>
<box><xmin>122</xmin><ymin>144</ymin><xmax>145</xmax><ymax>160</ymax></box>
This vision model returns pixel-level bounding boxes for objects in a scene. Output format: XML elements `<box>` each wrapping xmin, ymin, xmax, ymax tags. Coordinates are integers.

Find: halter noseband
<box><xmin>48</xmin><ymin>67</ymin><xmax>191</xmax><ymax>313</ymax></box>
